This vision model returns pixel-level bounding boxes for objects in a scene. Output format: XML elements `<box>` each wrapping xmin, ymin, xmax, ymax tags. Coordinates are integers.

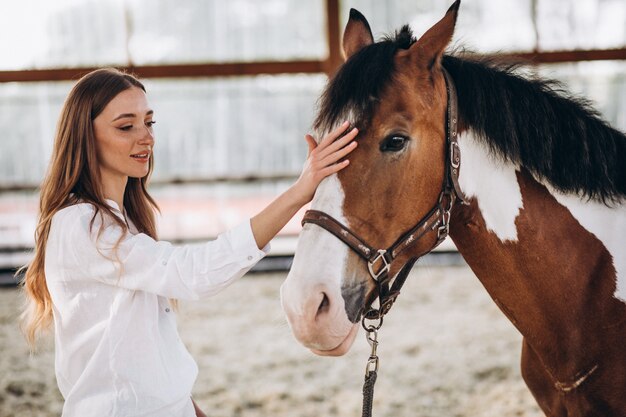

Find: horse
<box><xmin>280</xmin><ymin>1</ymin><xmax>626</xmax><ymax>415</ymax></box>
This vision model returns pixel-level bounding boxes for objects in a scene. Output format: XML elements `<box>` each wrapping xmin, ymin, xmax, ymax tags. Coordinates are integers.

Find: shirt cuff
<box><xmin>228</xmin><ymin>219</ymin><xmax>271</xmax><ymax>265</ymax></box>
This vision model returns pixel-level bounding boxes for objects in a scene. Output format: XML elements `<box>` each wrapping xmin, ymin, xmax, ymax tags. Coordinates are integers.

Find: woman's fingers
<box><xmin>318</xmin><ymin>121</ymin><xmax>351</xmax><ymax>147</ymax></box>
<box><xmin>293</xmin><ymin>123</ymin><xmax>356</xmax><ymax>203</ymax></box>
<box><xmin>319</xmin><ymin>127</ymin><xmax>358</xmax><ymax>158</ymax></box>
<box><xmin>319</xmin><ymin>160</ymin><xmax>350</xmax><ymax>177</ymax></box>
<box><xmin>308</xmin><ymin>122</ymin><xmax>358</xmax><ymax>173</ymax></box>
<box><xmin>298</xmin><ymin>121</ymin><xmax>357</xmax><ymax>191</ymax></box>
<box><xmin>320</xmin><ymin>140</ymin><xmax>357</xmax><ymax>166</ymax></box>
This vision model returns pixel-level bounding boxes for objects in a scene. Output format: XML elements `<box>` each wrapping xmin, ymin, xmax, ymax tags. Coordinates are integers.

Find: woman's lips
<box><xmin>130</xmin><ymin>153</ymin><xmax>149</xmax><ymax>163</ymax></box>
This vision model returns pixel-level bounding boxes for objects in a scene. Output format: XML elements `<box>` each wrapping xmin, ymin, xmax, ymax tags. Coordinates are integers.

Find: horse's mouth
<box><xmin>310</xmin><ymin>322</ymin><xmax>360</xmax><ymax>357</ymax></box>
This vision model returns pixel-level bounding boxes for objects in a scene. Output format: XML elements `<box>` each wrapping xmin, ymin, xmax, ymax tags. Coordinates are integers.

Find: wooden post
<box><xmin>324</xmin><ymin>0</ymin><xmax>343</xmax><ymax>76</ymax></box>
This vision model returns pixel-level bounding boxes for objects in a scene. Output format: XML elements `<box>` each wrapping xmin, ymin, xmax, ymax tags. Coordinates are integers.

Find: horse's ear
<box><xmin>410</xmin><ymin>0</ymin><xmax>460</xmax><ymax>70</ymax></box>
<box><xmin>342</xmin><ymin>9</ymin><xmax>374</xmax><ymax>60</ymax></box>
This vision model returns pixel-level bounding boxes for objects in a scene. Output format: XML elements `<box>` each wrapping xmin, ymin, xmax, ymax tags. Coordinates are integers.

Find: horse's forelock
<box><xmin>385</xmin><ymin>25</ymin><xmax>416</xmax><ymax>49</ymax></box>
<box><xmin>314</xmin><ymin>25</ymin><xmax>417</xmax><ymax>135</ymax></box>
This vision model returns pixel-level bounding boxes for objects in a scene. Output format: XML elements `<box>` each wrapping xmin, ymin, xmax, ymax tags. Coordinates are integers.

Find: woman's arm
<box><xmin>55</xmin><ymin>122</ymin><xmax>357</xmax><ymax>300</ymax></box>
<box><xmin>250</xmin><ymin>122</ymin><xmax>358</xmax><ymax>249</ymax></box>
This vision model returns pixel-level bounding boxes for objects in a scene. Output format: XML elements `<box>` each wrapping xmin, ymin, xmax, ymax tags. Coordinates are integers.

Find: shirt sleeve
<box><xmin>57</xmin><ymin>206</ymin><xmax>270</xmax><ymax>300</ymax></box>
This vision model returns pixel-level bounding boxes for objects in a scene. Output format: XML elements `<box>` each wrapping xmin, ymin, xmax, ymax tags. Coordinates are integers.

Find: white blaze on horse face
<box><xmin>457</xmin><ymin>130</ymin><xmax>524</xmax><ymax>242</ymax></box>
<box><xmin>282</xmin><ymin>173</ymin><xmax>351</xmax><ymax>333</ymax></box>
<box><xmin>544</xmin><ymin>185</ymin><xmax>626</xmax><ymax>303</ymax></box>
<box><xmin>290</xmin><ymin>173</ymin><xmax>350</xmax><ymax>291</ymax></box>
<box><xmin>281</xmin><ymin>119</ymin><xmax>362</xmax><ymax>353</ymax></box>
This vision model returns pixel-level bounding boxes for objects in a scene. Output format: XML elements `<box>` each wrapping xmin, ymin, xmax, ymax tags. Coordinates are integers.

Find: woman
<box><xmin>20</xmin><ymin>68</ymin><xmax>357</xmax><ymax>417</ymax></box>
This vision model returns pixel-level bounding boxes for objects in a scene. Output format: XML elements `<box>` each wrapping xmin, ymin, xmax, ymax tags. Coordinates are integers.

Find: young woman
<box><xmin>20</xmin><ymin>68</ymin><xmax>357</xmax><ymax>417</ymax></box>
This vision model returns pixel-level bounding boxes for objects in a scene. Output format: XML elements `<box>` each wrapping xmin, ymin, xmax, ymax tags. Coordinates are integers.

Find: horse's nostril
<box><xmin>316</xmin><ymin>292</ymin><xmax>330</xmax><ymax>317</ymax></box>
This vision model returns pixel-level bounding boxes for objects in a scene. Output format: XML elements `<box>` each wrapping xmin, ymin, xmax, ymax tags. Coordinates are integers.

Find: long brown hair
<box><xmin>20</xmin><ymin>68</ymin><xmax>159</xmax><ymax>349</ymax></box>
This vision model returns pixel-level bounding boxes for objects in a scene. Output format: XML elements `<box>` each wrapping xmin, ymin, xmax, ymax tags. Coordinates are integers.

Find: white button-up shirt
<box><xmin>44</xmin><ymin>200</ymin><xmax>269</xmax><ymax>417</ymax></box>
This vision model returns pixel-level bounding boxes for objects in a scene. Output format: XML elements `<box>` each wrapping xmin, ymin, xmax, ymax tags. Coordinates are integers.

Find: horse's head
<box><xmin>281</xmin><ymin>1</ymin><xmax>462</xmax><ymax>356</ymax></box>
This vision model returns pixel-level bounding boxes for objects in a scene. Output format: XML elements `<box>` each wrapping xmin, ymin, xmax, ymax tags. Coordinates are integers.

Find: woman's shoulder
<box><xmin>45</xmin><ymin>204</ymin><xmax>97</xmax><ymax>263</ymax></box>
<box><xmin>51</xmin><ymin>200</ymin><xmax>131</xmax><ymax>243</ymax></box>
<box><xmin>52</xmin><ymin>202</ymin><xmax>97</xmax><ymax>226</ymax></box>
<box><xmin>50</xmin><ymin>201</ymin><xmax>112</xmax><ymax>240</ymax></box>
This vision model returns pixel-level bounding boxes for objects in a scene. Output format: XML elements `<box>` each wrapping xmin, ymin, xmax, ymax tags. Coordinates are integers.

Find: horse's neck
<box><xmin>449</xmin><ymin>130</ymin><xmax>626</xmax><ymax>379</ymax></box>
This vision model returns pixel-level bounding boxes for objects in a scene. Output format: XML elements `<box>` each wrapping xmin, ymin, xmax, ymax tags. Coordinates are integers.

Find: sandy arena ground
<box><xmin>0</xmin><ymin>265</ymin><xmax>543</xmax><ymax>417</ymax></box>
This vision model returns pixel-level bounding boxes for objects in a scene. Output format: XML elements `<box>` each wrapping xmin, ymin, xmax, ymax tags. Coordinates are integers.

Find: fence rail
<box><xmin>1</xmin><ymin>48</ymin><xmax>625</xmax><ymax>84</ymax></box>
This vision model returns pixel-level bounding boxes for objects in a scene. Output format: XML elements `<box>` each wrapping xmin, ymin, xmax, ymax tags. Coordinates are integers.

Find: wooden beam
<box><xmin>0</xmin><ymin>60</ymin><xmax>326</xmax><ymax>83</ymax></box>
<box><xmin>1</xmin><ymin>47</ymin><xmax>623</xmax><ymax>84</ymax></box>
<box><xmin>489</xmin><ymin>48</ymin><xmax>626</xmax><ymax>64</ymax></box>
<box><xmin>324</xmin><ymin>0</ymin><xmax>343</xmax><ymax>76</ymax></box>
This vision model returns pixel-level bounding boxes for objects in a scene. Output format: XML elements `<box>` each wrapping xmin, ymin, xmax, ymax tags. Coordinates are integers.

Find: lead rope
<box><xmin>361</xmin><ymin>313</ymin><xmax>383</xmax><ymax>417</ymax></box>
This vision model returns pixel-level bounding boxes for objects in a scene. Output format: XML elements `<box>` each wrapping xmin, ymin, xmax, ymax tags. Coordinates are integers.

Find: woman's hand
<box><xmin>250</xmin><ymin>121</ymin><xmax>358</xmax><ymax>250</ymax></box>
<box><xmin>292</xmin><ymin>121</ymin><xmax>359</xmax><ymax>205</ymax></box>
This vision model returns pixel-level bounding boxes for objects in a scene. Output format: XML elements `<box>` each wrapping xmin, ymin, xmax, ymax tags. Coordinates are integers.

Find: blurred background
<box><xmin>0</xmin><ymin>0</ymin><xmax>624</xmax><ymax>416</ymax></box>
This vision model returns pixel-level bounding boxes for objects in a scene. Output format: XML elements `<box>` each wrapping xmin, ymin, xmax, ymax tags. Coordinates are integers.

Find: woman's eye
<box><xmin>146</xmin><ymin>120</ymin><xmax>156</xmax><ymax>127</ymax></box>
<box><xmin>119</xmin><ymin>125</ymin><xmax>133</xmax><ymax>131</ymax></box>
<box><xmin>380</xmin><ymin>135</ymin><xmax>408</xmax><ymax>152</ymax></box>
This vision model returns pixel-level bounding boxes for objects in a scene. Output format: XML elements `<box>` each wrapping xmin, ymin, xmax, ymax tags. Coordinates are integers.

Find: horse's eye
<box><xmin>380</xmin><ymin>135</ymin><xmax>408</xmax><ymax>152</ymax></box>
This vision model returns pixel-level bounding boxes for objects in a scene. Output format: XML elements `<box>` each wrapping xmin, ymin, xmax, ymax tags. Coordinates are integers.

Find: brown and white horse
<box><xmin>281</xmin><ymin>1</ymin><xmax>626</xmax><ymax>415</ymax></box>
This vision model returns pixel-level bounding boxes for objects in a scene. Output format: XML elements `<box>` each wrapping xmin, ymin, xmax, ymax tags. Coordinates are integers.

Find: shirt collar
<box><xmin>104</xmin><ymin>199</ymin><xmax>122</xmax><ymax>212</ymax></box>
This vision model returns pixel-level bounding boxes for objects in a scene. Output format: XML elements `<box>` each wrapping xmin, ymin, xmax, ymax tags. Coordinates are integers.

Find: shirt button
<box><xmin>247</xmin><ymin>255</ymin><xmax>253</xmax><ymax>261</ymax></box>
<box><xmin>162</xmin><ymin>260</ymin><xmax>167</xmax><ymax>266</ymax></box>
<box><xmin>165</xmin><ymin>308</ymin><xmax>170</xmax><ymax>313</ymax></box>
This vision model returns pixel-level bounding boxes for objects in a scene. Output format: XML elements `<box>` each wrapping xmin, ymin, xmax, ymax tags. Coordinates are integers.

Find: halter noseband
<box><xmin>301</xmin><ymin>68</ymin><xmax>467</xmax><ymax>321</ymax></box>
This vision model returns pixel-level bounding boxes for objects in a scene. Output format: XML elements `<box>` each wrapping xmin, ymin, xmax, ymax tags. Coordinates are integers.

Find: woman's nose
<box><xmin>139</xmin><ymin>125</ymin><xmax>155</xmax><ymax>145</ymax></box>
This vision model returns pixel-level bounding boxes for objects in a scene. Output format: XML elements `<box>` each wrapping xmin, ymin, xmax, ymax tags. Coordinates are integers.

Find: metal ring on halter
<box><xmin>361</xmin><ymin>314</ymin><xmax>383</xmax><ymax>332</ymax></box>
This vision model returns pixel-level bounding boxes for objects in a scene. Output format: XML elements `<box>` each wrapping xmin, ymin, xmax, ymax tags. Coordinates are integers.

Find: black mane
<box><xmin>443</xmin><ymin>55</ymin><xmax>625</xmax><ymax>205</ymax></box>
<box><xmin>315</xmin><ymin>27</ymin><xmax>626</xmax><ymax>204</ymax></box>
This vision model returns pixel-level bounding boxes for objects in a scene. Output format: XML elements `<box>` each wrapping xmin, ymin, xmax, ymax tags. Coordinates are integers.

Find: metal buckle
<box><xmin>450</xmin><ymin>141</ymin><xmax>461</xmax><ymax>169</ymax></box>
<box><xmin>437</xmin><ymin>209</ymin><xmax>451</xmax><ymax>240</ymax></box>
<box><xmin>367</xmin><ymin>250</ymin><xmax>391</xmax><ymax>281</ymax></box>
<box><xmin>437</xmin><ymin>221</ymin><xmax>450</xmax><ymax>240</ymax></box>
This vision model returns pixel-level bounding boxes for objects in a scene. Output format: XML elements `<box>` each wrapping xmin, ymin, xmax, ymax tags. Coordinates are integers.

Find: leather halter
<box><xmin>302</xmin><ymin>68</ymin><xmax>467</xmax><ymax>320</ymax></box>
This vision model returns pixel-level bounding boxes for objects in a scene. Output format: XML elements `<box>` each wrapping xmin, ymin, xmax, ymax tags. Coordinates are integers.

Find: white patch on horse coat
<box><xmin>457</xmin><ymin>130</ymin><xmax>625</xmax><ymax>303</ymax></box>
<box><xmin>543</xmin><ymin>185</ymin><xmax>626</xmax><ymax>303</ymax></box>
<box><xmin>457</xmin><ymin>130</ymin><xmax>524</xmax><ymax>242</ymax></box>
<box><xmin>283</xmin><ymin>174</ymin><xmax>349</xmax><ymax>313</ymax></box>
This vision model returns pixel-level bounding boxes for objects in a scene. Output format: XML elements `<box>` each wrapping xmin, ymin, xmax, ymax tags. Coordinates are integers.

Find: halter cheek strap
<box><xmin>302</xmin><ymin>67</ymin><xmax>466</xmax><ymax>320</ymax></box>
<box><xmin>443</xmin><ymin>67</ymin><xmax>467</xmax><ymax>206</ymax></box>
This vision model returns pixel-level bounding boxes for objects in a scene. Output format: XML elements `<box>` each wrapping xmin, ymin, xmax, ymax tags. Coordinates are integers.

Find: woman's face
<box><xmin>93</xmin><ymin>86</ymin><xmax>155</xmax><ymax>183</ymax></box>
